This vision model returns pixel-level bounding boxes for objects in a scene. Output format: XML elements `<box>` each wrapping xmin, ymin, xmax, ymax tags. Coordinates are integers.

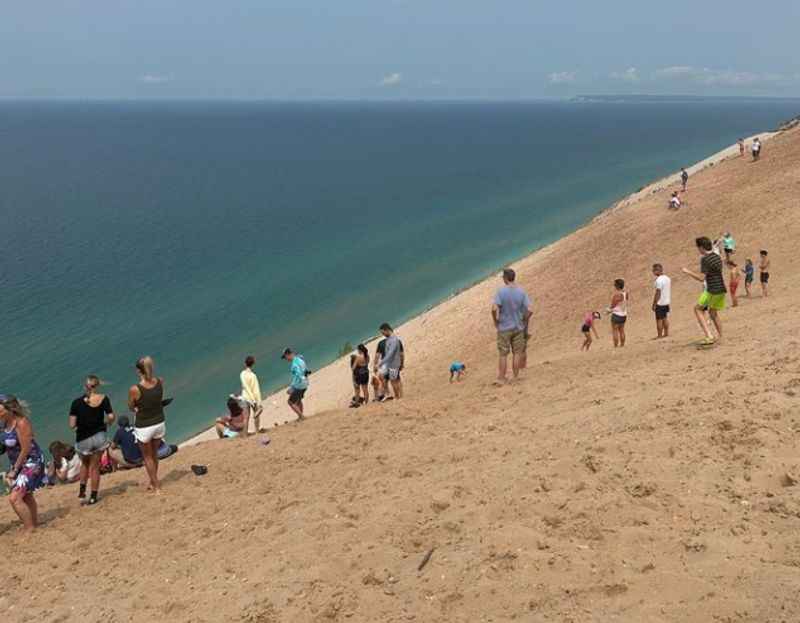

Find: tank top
<box><xmin>134</xmin><ymin>379</ymin><xmax>165</xmax><ymax>428</ymax></box>
<box><xmin>612</xmin><ymin>291</ymin><xmax>628</xmax><ymax>317</ymax></box>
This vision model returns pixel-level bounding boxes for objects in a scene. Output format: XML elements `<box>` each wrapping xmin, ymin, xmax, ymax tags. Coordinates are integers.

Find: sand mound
<box><xmin>3</xmin><ymin>128</ymin><xmax>799</xmax><ymax>623</ymax></box>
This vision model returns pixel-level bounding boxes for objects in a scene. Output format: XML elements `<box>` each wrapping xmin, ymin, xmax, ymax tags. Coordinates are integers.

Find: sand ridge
<box><xmin>2</xmin><ymin>127</ymin><xmax>799</xmax><ymax>622</ymax></box>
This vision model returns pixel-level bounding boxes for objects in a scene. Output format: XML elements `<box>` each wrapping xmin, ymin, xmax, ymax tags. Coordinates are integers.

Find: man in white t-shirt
<box><xmin>651</xmin><ymin>263</ymin><xmax>671</xmax><ymax>339</ymax></box>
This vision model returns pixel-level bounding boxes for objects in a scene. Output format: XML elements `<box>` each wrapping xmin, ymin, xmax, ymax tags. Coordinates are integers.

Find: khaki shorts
<box><xmin>497</xmin><ymin>330</ymin><xmax>526</xmax><ymax>356</ymax></box>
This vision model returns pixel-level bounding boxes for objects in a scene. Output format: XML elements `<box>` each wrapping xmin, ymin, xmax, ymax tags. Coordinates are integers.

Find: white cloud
<box><xmin>610</xmin><ymin>67</ymin><xmax>640</xmax><ymax>82</ymax></box>
<box><xmin>548</xmin><ymin>71</ymin><xmax>577</xmax><ymax>84</ymax></box>
<box><xmin>654</xmin><ymin>66</ymin><xmax>794</xmax><ymax>86</ymax></box>
<box><xmin>139</xmin><ymin>74</ymin><xmax>170</xmax><ymax>84</ymax></box>
<box><xmin>379</xmin><ymin>72</ymin><xmax>402</xmax><ymax>87</ymax></box>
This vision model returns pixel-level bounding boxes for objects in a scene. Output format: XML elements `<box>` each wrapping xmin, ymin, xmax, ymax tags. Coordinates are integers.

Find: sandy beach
<box><xmin>2</xmin><ymin>125</ymin><xmax>799</xmax><ymax>623</ymax></box>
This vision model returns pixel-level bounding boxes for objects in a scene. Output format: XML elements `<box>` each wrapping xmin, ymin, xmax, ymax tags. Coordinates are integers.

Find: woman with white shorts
<box><xmin>128</xmin><ymin>356</ymin><xmax>166</xmax><ymax>493</ymax></box>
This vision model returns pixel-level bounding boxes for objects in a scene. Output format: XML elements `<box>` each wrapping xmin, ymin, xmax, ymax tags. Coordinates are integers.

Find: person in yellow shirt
<box><xmin>240</xmin><ymin>356</ymin><xmax>264</xmax><ymax>434</ymax></box>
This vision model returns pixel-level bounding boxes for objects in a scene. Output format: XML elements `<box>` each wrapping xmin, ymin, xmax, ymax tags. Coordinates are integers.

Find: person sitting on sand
<box><xmin>738</xmin><ymin>138</ymin><xmax>745</xmax><ymax>157</ymax></box>
<box><xmin>377</xmin><ymin>324</ymin><xmax>404</xmax><ymax>401</ymax></box>
<box><xmin>215</xmin><ymin>397</ymin><xmax>247</xmax><ymax>438</ymax></box>
<box><xmin>492</xmin><ymin>268</ymin><xmax>532</xmax><ymax>383</ymax></box>
<box><xmin>652</xmin><ymin>264</ymin><xmax>671</xmax><ymax>339</ymax></box>
<box><xmin>759</xmin><ymin>250</ymin><xmax>770</xmax><ymax>297</ymax></box>
<box><xmin>350</xmin><ymin>344</ymin><xmax>370</xmax><ymax>407</ymax></box>
<box><xmin>607</xmin><ymin>279</ymin><xmax>629</xmax><ymax>348</ymax></box>
<box><xmin>681</xmin><ymin>167</ymin><xmax>689</xmax><ymax>192</ymax></box>
<box><xmin>752</xmin><ymin>137</ymin><xmax>761</xmax><ymax>161</ymax></box>
<box><xmin>744</xmin><ymin>258</ymin><xmax>755</xmax><ymax>297</ymax></box>
<box><xmin>69</xmin><ymin>375</ymin><xmax>115</xmax><ymax>505</ymax></box>
<box><xmin>1</xmin><ymin>394</ymin><xmax>46</xmax><ymax>532</ymax></box>
<box><xmin>108</xmin><ymin>415</ymin><xmax>178</xmax><ymax>469</ymax></box>
<box><xmin>449</xmin><ymin>362</ymin><xmax>467</xmax><ymax>383</ymax></box>
<box><xmin>727</xmin><ymin>260</ymin><xmax>741</xmax><ymax>307</ymax></box>
<box><xmin>668</xmin><ymin>191</ymin><xmax>681</xmax><ymax>210</ymax></box>
<box><xmin>46</xmin><ymin>441</ymin><xmax>82</xmax><ymax>484</ymax></box>
<box><xmin>682</xmin><ymin>236</ymin><xmax>726</xmax><ymax>345</ymax></box>
<box><xmin>580</xmin><ymin>311</ymin><xmax>601</xmax><ymax>351</ymax></box>
<box><xmin>240</xmin><ymin>356</ymin><xmax>264</xmax><ymax>435</ymax></box>
<box><xmin>282</xmin><ymin>348</ymin><xmax>309</xmax><ymax>420</ymax></box>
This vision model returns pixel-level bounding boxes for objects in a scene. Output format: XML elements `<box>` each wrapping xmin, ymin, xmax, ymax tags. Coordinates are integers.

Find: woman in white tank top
<box><xmin>608</xmin><ymin>278</ymin><xmax>629</xmax><ymax>347</ymax></box>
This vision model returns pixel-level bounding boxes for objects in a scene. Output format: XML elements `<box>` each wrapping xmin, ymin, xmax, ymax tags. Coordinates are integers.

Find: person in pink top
<box><xmin>580</xmin><ymin>311</ymin><xmax>601</xmax><ymax>351</ymax></box>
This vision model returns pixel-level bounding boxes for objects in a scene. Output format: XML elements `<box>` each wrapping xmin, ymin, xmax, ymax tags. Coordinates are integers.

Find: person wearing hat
<box><xmin>282</xmin><ymin>348</ymin><xmax>309</xmax><ymax>420</ymax></box>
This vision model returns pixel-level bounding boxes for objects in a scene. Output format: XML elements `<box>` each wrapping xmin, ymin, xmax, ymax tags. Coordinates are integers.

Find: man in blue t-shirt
<box><xmin>491</xmin><ymin>268</ymin><xmax>532</xmax><ymax>382</ymax></box>
<box><xmin>282</xmin><ymin>348</ymin><xmax>309</xmax><ymax>421</ymax></box>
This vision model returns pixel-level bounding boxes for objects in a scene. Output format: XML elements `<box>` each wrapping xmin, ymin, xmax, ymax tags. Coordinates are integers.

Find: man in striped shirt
<box><xmin>682</xmin><ymin>236</ymin><xmax>726</xmax><ymax>345</ymax></box>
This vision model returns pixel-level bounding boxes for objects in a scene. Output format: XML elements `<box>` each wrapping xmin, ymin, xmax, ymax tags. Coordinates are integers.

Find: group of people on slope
<box><xmin>349</xmin><ymin>323</ymin><xmax>405</xmax><ymax>407</ymax></box>
<box><xmin>738</xmin><ymin>136</ymin><xmax>762</xmax><ymax>161</ymax></box>
<box><xmin>1</xmin><ymin>356</ymin><xmax>169</xmax><ymax>530</ymax></box>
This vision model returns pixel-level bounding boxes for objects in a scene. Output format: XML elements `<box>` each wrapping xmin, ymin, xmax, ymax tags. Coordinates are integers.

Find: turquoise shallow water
<box><xmin>1</xmin><ymin>98</ymin><xmax>797</xmax><ymax>447</ymax></box>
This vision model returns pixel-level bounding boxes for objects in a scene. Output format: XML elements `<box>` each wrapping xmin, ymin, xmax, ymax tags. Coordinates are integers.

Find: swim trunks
<box><xmin>698</xmin><ymin>291</ymin><xmax>726</xmax><ymax>311</ymax></box>
<box><xmin>497</xmin><ymin>330</ymin><xmax>526</xmax><ymax>355</ymax></box>
<box><xmin>654</xmin><ymin>304</ymin><xmax>670</xmax><ymax>320</ymax></box>
<box><xmin>581</xmin><ymin>324</ymin><xmax>591</xmax><ymax>333</ymax></box>
<box><xmin>288</xmin><ymin>388</ymin><xmax>306</xmax><ymax>405</ymax></box>
<box><xmin>760</xmin><ymin>272</ymin><xmax>770</xmax><ymax>284</ymax></box>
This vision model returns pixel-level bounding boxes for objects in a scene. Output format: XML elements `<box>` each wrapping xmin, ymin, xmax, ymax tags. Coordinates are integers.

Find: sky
<box><xmin>1</xmin><ymin>0</ymin><xmax>799</xmax><ymax>99</ymax></box>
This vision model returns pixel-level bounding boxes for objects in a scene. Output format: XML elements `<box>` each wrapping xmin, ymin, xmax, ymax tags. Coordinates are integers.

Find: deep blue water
<box><xmin>1</xmin><ymin>98</ymin><xmax>797</xmax><ymax>447</ymax></box>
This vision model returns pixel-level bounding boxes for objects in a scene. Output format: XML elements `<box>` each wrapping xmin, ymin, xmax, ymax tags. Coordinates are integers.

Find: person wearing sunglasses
<box><xmin>1</xmin><ymin>394</ymin><xmax>46</xmax><ymax>531</ymax></box>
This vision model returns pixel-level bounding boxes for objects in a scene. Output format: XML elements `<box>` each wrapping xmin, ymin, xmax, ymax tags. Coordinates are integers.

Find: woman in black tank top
<box><xmin>128</xmin><ymin>356</ymin><xmax>166</xmax><ymax>493</ymax></box>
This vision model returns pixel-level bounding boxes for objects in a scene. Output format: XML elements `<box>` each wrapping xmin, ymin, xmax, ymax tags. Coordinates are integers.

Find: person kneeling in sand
<box><xmin>215</xmin><ymin>397</ymin><xmax>247</xmax><ymax>438</ymax></box>
<box><xmin>108</xmin><ymin>415</ymin><xmax>178</xmax><ymax>469</ymax></box>
<box><xmin>682</xmin><ymin>236</ymin><xmax>726</xmax><ymax>345</ymax></box>
<box><xmin>449</xmin><ymin>362</ymin><xmax>467</xmax><ymax>383</ymax></box>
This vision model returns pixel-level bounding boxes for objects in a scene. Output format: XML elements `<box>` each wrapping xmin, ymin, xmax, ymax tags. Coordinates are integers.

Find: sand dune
<box><xmin>2</xmin><ymin>127</ymin><xmax>799</xmax><ymax>622</ymax></box>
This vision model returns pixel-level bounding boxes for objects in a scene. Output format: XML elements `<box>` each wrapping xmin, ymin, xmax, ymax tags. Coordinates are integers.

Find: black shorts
<box><xmin>581</xmin><ymin>324</ymin><xmax>591</xmax><ymax>333</ymax></box>
<box><xmin>353</xmin><ymin>368</ymin><xmax>369</xmax><ymax>386</ymax></box>
<box><xmin>611</xmin><ymin>314</ymin><xmax>627</xmax><ymax>326</ymax></box>
<box><xmin>655</xmin><ymin>304</ymin><xmax>670</xmax><ymax>320</ymax></box>
<box><xmin>760</xmin><ymin>272</ymin><xmax>770</xmax><ymax>284</ymax></box>
<box><xmin>288</xmin><ymin>388</ymin><xmax>306</xmax><ymax>405</ymax></box>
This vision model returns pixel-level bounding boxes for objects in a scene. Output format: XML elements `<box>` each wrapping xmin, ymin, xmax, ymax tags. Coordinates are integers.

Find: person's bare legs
<box><xmin>662</xmin><ymin>317</ymin><xmax>669</xmax><ymax>337</ymax></box>
<box><xmin>390</xmin><ymin>379</ymin><xmax>403</xmax><ymax>399</ymax></box>
<box><xmin>612</xmin><ymin>324</ymin><xmax>620</xmax><ymax>348</ymax></box>
<box><xmin>762</xmin><ymin>282</ymin><xmax>769</xmax><ymax>298</ymax></box>
<box><xmin>619</xmin><ymin>325</ymin><xmax>626</xmax><ymax>347</ymax></box>
<box><xmin>709</xmin><ymin>309</ymin><xmax>722</xmax><ymax>341</ymax></box>
<box><xmin>9</xmin><ymin>489</ymin><xmax>36</xmax><ymax>531</ymax></box>
<box><xmin>26</xmin><ymin>493</ymin><xmax>38</xmax><ymax>528</ymax></box>
<box><xmin>512</xmin><ymin>351</ymin><xmax>523</xmax><ymax>379</ymax></box>
<box><xmin>215</xmin><ymin>420</ymin><xmax>226</xmax><ymax>438</ymax></box>
<box><xmin>139</xmin><ymin>440</ymin><xmax>160</xmax><ymax>492</ymax></box>
<box><xmin>88</xmin><ymin>452</ymin><xmax>101</xmax><ymax>496</ymax></box>
<box><xmin>582</xmin><ymin>334</ymin><xmax>590</xmax><ymax>351</ymax></box>
<box><xmin>79</xmin><ymin>455</ymin><xmax>90</xmax><ymax>495</ymax></box>
<box><xmin>360</xmin><ymin>384</ymin><xmax>369</xmax><ymax>403</ymax></box>
<box><xmin>497</xmin><ymin>353</ymin><xmax>508</xmax><ymax>382</ymax></box>
<box><xmin>694</xmin><ymin>306</ymin><xmax>713</xmax><ymax>340</ymax></box>
<box><xmin>289</xmin><ymin>399</ymin><xmax>304</xmax><ymax>419</ymax></box>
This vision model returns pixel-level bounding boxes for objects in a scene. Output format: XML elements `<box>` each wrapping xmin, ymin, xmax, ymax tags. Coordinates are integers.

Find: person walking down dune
<box><xmin>759</xmin><ymin>250</ymin><xmax>771</xmax><ymax>297</ymax></box>
<box><xmin>580</xmin><ymin>311</ymin><xmax>601</xmax><ymax>351</ymax></box>
<box><xmin>738</xmin><ymin>138</ymin><xmax>745</xmax><ymax>157</ymax></box>
<box><xmin>727</xmin><ymin>261</ymin><xmax>741</xmax><ymax>307</ymax></box>
<box><xmin>682</xmin><ymin>237</ymin><xmax>726</xmax><ymax>345</ymax></box>
<box><xmin>744</xmin><ymin>258</ymin><xmax>755</xmax><ymax>298</ymax></box>
<box><xmin>240</xmin><ymin>356</ymin><xmax>264</xmax><ymax>434</ymax></box>
<box><xmin>492</xmin><ymin>268</ymin><xmax>532</xmax><ymax>383</ymax></box>
<box><xmin>377</xmin><ymin>324</ymin><xmax>404</xmax><ymax>401</ymax></box>
<box><xmin>722</xmin><ymin>232</ymin><xmax>736</xmax><ymax>261</ymax></box>
<box><xmin>128</xmin><ymin>356</ymin><xmax>166</xmax><ymax>493</ymax></box>
<box><xmin>681</xmin><ymin>168</ymin><xmax>689</xmax><ymax>192</ymax></box>
<box><xmin>751</xmin><ymin>137</ymin><xmax>761</xmax><ymax>161</ymax></box>
<box><xmin>350</xmin><ymin>344</ymin><xmax>370</xmax><ymax>407</ymax></box>
<box><xmin>69</xmin><ymin>375</ymin><xmax>115</xmax><ymax>505</ymax></box>
<box><xmin>607</xmin><ymin>279</ymin><xmax>629</xmax><ymax>348</ymax></box>
<box><xmin>651</xmin><ymin>264</ymin><xmax>671</xmax><ymax>339</ymax></box>
<box><xmin>282</xmin><ymin>348</ymin><xmax>309</xmax><ymax>420</ymax></box>
<box><xmin>1</xmin><ymin>395</ymin><xmax>46</xmax><ymax>532</ymax></box>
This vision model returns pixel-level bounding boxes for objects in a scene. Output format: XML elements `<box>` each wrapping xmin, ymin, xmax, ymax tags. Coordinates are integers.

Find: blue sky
<box><xmin>2</xmin><ymin>0</ymin><xmax>798</xmax><ymax>98</ymax></box>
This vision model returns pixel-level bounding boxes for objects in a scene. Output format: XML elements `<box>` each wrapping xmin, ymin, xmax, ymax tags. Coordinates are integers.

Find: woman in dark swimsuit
<box><xmin>1</xmin><ymin>394</ymin><xmax>46</xmax><ymax>531</ymax></box>
<box><xmin>350</xmin><ymin>344</ymin><xmax>370</xmax><ymax>407</ymax></box>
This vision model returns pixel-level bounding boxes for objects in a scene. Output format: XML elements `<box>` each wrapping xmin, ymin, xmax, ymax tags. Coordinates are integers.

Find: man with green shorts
<box><xmin>682</xmin><ymin>236</ymin><xmax>726</xmax><ymax>345</ymax></box>
<box><xmin>491</xmin><ymin>268</ymin><xmax>532</xmax><ymax>382</ymax></box>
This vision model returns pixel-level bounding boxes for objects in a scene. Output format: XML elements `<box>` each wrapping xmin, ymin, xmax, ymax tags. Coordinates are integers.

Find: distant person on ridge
<box><xmin>491</xmin><ymin>268</ymin><xmax>532</xmax><ymax>382</ymax></box>
<box><xmin>759</xmin><ymin>250</ymin><xmax>770</xmax><ymax>297</ymax></box>
<box><xmin>682</xmin><ymin>236</ymin><xmax>726</xmax><ymax>345</ymax></box>
<box><xmin>744</xmin><ymin>258</ymin><xmax>755</xmax><ymax>297</ymax></box>
<box><xmin>69</xmin><ymin>375</ymin><xmax>115</xmax><ymax>505</ymax></box>
<box><xmin>680</xmin><ymin>167</ymin><xmax>689</xmax><ymax>192</ymax></box>
<box><xmin>281</xmin><ymin>348</ymin><xmax>309</xmax><ymax>420</ymax></box>
<box><xmin>240</xmin><ymin>355</ymin><xmax>264</xmax><ymax>434</ymax></box>
<box><xmin>607</xmin><ymin>279</ymin><xmax>629</xmax><ymax>347</ymax></box>
<box><xmin>128</xmin><ymin>356</ymin><xmax>166</xmax><ymax>493</ymax></box>
<box><xmin>651</xmin><ymin>264</ymin><xmax>671</xmax><ymax>339</ymax></box>
<box><xmin>376</xmin><ymin>324</ymin><xmax>404</xmax><ymax>401</ymax></box>
<box><xmin>580</xmin><ymin>311</ymin><xmax>601</xmax><ymax>351</ymax></box>
<box><xmin>751</xmin><ymin>137</ymin><xmax>761</xmax><ymax>161</ymax></box>
<box><xmin>738</xmin><ymin>138</ymin><xmax>745</xmax><ymax>157</ymax></box>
